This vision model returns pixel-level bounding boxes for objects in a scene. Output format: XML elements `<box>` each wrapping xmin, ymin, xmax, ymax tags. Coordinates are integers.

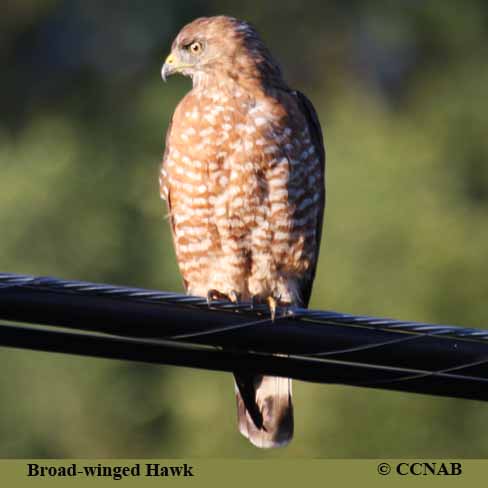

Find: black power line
<box><xmin>1</xmin><ymin>272</ymin><xmax>488</xmax><ymax>402</ymax></box>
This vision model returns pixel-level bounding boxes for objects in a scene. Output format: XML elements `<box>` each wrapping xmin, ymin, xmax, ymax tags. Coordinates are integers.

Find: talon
<box><xmin>229</xmin><ymin>290</ymin><xmax>239</xmax><ymax>304</ymax></box>
<box><xmin>207</xmin><ymin>289</ymin><xmax>240</xmax><ymax>307</ymax></box>
<box><xmin>206</xmin><ymin>289</ymin><xmax>221</xmax><ymax>306</ymax></box>
<box><xmin>267</xmin><ymin>296</ymin><xmax>277</xmax><ymax>321</ymax></box>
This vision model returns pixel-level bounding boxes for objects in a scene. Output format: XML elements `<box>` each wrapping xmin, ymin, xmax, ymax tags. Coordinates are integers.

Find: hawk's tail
<box><xmin>234</xmin><ymin>373</ymin><xmax>293</xmax><ymax>448</ymax></box>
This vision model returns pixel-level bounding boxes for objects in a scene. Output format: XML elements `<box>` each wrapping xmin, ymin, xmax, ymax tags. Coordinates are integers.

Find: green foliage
<box><xmin>0</xmin><ymin>1</ymin><xmax>487</xmax><ymax>457</ymax></box>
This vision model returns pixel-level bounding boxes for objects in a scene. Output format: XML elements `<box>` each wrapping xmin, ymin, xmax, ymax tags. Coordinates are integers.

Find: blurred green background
<box><xmin>1</xmin><ymin>0</ymin><xmax>488</xmax><ymax>457</ymax></box>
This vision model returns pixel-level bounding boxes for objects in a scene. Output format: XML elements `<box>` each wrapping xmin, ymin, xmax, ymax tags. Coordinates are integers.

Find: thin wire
<box><xmin>166</xmin><ymin>314</ymin><xmax>286</xmax><ymax>340</ymax></box>
<box><xmin>284</xmin><ymin>352</ymin><xmax>488</xmax><ymax>385</ymax></box>
<box><xmin>359</xmin><ymin>352</ymin><xmax>488</xmax><ymax>388</ymax></box>
<box><xmin>303</xmin><ymin>321</ymin><xmax>488</xmax><ymax>388</ymax></box>
<box><xmin>308</xmin><ymin>327</ymin><xmax>451</xmax><ymax>358</ymax></box>
<box><xmin>288</xmin><ymin>320</ymin><xmax>488</xmax><ymax>388</ymax></box>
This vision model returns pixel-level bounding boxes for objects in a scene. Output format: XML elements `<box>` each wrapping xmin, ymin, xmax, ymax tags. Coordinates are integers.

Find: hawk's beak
<box><xmin>161</xmin><ymin>53</ymin><xmax>177</xmax><ymax>82</ymax></box>
<box><xmin>162</xmin><ymin>53</ymin><xmax>194</xmax><ymax>81</ymax></box>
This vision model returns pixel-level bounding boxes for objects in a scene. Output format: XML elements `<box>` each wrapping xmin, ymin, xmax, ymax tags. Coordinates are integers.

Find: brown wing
<box><xmin>294</xmin><ymin>90</ymin><xmax>326</xmax><ymax>307</ymax></box>
<box><xmin>160</xmin><ymin>115</ymin><xmax>189</xmax><ymax>292</ymax></box>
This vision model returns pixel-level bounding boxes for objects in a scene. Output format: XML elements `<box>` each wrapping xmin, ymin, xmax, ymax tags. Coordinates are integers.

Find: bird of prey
<box><xmin>160</xmin><ymin>15</ymin><xmax>325</xmax><ymax>448</ymax></box>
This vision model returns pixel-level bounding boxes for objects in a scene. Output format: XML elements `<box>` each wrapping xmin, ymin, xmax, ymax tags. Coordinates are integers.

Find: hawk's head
<box><xmin>161</xmin><ymin>16</ymin><xmax>283</xmax><ymax>88</ymax></box>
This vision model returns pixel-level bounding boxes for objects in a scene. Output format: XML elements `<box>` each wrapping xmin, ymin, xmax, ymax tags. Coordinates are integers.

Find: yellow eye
<box><xmin>189</xmin><ymin>41</ymin><xmax>202</xmax><ymax>54</ymax></box>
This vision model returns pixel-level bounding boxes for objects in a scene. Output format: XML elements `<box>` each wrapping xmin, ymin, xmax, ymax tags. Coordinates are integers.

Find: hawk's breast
<box><xmin>161</xmin><ymin>87</ymin><xmax>324</xmax><ymax>303</ymax></box>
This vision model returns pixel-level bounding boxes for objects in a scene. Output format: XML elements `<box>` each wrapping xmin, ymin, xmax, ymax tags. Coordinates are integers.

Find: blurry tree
<box><xmin>0</xmin><ymin>0</ymin><xmax>487</xmax><ymax>457</ymax></box>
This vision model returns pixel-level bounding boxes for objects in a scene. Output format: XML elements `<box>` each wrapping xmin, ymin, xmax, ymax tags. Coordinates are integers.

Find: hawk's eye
<box><xmin>189</xmin><ymin>41</ymin><xmax>203</xmax><ymax>54</ymax></box>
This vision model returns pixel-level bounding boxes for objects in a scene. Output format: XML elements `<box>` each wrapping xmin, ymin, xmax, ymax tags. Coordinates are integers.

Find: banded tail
<box><xmin>234</xmin><ymin>373</ymin><xmax>293</xmax><ymax>448</ymax></box>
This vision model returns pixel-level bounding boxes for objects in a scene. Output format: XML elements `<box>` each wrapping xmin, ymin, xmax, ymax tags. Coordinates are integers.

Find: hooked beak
<box><xmin>161</xmin><ymin>52</ymin><xmax>194</xmax><ymax>81</ymax></box>
<box><xmin>161</xmin><ymin>53</ymin><xmax>176</xmax><ymax>82</ymax></box>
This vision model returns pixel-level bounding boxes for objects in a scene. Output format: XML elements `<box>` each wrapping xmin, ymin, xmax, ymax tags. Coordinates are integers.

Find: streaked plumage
<box><xmin>160</xmin><ymin>15</ymin><xmax>325</xmax><ymax>448</ymax></box>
